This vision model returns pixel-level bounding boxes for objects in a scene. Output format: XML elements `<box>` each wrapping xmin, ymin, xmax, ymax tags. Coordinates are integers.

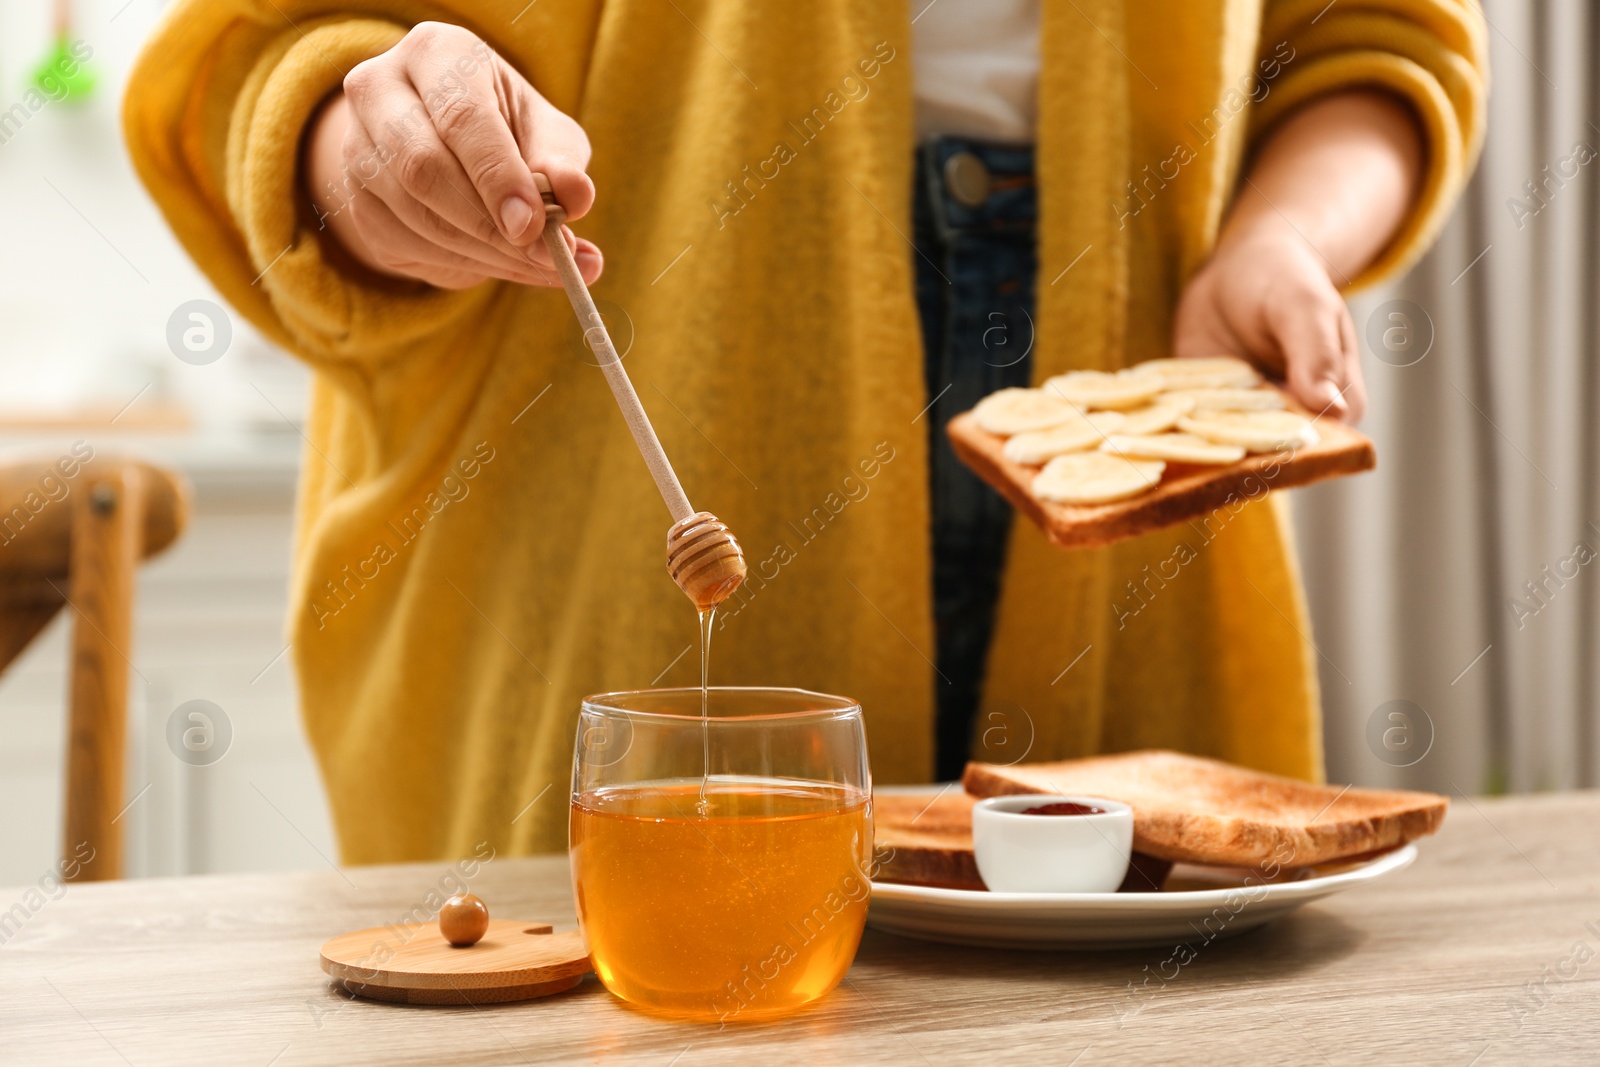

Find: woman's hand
<box><xmin>303</xmin><ymin>21</ymin><xmax>602</xmax><ymax>290</ymax></box>
<box><xmin>1174</xmin><ymin>217</ymin><xmax>1363</xmax><ymax>421</ymax></box>
<box><xmin>1173</xmin><ymin>90</ymin><xmax>1424</xmax><ymax>423</ymax></box>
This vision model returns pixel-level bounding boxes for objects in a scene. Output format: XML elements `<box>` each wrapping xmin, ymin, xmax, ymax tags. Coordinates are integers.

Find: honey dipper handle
<box><xmin>531</xmin><ymin>174</ymin><xmax>694</xmax><ymax>523</ymax></box>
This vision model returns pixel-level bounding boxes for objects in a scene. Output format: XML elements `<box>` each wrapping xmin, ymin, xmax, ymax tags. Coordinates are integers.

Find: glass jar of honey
<box><xmin>570</xmin><ymin>687</ymin><xmax>872</xmax><ymax>1022</ymax></box>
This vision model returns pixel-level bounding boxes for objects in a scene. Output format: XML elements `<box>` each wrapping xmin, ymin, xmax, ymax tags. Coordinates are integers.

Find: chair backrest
<box><xmin>0</xmin><ymin>455</ymin><xmax>190</xmax><ymax>881</ymax></box>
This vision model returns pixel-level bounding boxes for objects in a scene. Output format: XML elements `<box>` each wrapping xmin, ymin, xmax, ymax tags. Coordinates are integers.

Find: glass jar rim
<box><xmin>580</xmin><ymin>686</ymin><xmax>861</xmax><ymax>724</ymax></box>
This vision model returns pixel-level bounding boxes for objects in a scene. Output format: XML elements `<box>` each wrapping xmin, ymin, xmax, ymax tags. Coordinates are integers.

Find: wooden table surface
<box><xmin>4</xmin><ymin>792</ymin><xmax>1597</xmax><ymax>1066</ymax></box>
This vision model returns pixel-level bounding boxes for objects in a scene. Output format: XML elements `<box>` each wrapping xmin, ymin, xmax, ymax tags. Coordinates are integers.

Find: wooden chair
<box><xmin>0</xmin><ymin>455</ymin><xmax>190</xmax><ymax>881</ymax></box>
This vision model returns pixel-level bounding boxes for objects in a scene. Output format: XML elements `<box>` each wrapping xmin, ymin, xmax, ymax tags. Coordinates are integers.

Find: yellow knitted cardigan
<box><xmin>124</xmin><ymin>0</ymin><xmax>1485</xmax><ymax>863</ymax></box>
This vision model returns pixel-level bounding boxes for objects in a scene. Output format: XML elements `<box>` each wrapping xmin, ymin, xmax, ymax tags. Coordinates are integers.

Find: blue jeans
<box><xmin>913</xmin><ymin>138</ymin><xmax>1038</xmax><ymax>781</ymax></box>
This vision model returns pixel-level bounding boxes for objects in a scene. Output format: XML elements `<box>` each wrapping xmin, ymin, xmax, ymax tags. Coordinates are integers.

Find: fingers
<box><xmin>348</xmin><ymin>191</ymin><xmax>565</xmax><ymax>288</ymax></box>
<box><xmin>1265</xmin><ymin>283</ymin><xmax>1358</xmax><ymax>422</ymax></box>
<box><xmin>571</xmin><ymin>236</ymin><xmax>604</xmax><ymax>283</ymax></box>
<box><xmin>1337</xmin><ymin>305</ymin><xmax>1368</xmax><ymax>423</ymax></box>
<box><xmin>393</xmin><ymin>23</ymin><xmax>544</xmax><ymax>245</ymax></box>
<box><xmin>342</xmin><ymin>87</ymin><xmax>562</xmax><ymax>280</ymax></box>
<box><xmin>345</xmin><ymin>57</ymin><xmax>544</xmax><ymax>261</ymax></box>
<box><xmin>348</xmin><ymin>195</ymin><xmax>489</xmax><ymax>289</ymax></box>
<box><xmin>1171</xmin><ymin>230</ymin><xmax>1367</xmax><ymax>424</ymax></box>
<box><xmin>331</xmin><ymin>22</ymin><xmax>603</xmax><ymax>289</ymax></box>
<box><xmin>514</xmin><ymin>106</ymin><xmax>595</xmax><ymax>226</ymax></box>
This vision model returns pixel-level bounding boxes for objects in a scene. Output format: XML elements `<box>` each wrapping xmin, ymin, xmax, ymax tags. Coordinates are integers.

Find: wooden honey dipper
<box><xmin>531</xmin><ymin>173</ymin><xmax>747</xmax><ymax>612</ymax></box>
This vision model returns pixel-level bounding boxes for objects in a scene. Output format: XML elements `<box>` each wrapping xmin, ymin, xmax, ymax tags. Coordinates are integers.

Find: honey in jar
<box><xmin>570</xmin><ymin>779</ymin><xmax>871</xmax><ymax>1022</ymax></box>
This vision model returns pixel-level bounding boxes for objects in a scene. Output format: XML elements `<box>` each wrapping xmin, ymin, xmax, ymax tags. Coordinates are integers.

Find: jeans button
<box><xmin>943</xmin><ymin>151</ymin><xmax>991</xmax><ymax>208</ymax></box>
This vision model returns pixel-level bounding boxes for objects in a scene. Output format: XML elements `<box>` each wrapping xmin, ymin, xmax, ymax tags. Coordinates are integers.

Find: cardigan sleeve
<box><xmin>122</xmin><ymin>6</ymin><xmax>490</xmax><ymax>369</ymax></box>
<box><xmin>1252</xmin><ymin>0</ymin><xmax>1489</xmax><ymax>290</ymax></box>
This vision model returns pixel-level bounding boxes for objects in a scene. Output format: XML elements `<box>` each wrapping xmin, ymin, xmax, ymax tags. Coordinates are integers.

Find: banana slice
<box><xmin>1100</xmin><ymin>432</ymin><xmax>1247</xmax><ymax>465</ymax></box>
<box><xmin>1128</xmin><ymin>356</ymin><xmax>1262</xmax><ymax>390</ymax></box>
<box><xmin>1116</xmin><ymin>397</ymin><xmax>1195</xmax><ymax>436</ymax></box>
<box><xmin>1001</xmin><ymin>411</ymin><xmax>1126</xmax><ymax>465</ymax></box>
<box><xmin>972</xmin><ymin>388</ymin><xmax>1082</xmax><ymax>436</ymax></box>
<box><xmin>1042</xmin><ymin>370</ymin><xmax>1163</xmax><ymax>411</ymax></box>
<box><xmin>1178</xmin><ymin>410</ymin><xmax>1319</xmax><ymax>453</ymax></box>
<box><xmin>1163</xmin><ymin>387</ymin><xmax>1286</xmax><ymax>413</ymax></box>
<box><xmin>1033</xmin><ymin>451</ymin><xmax>1165</xmax><ymax>505</ymax></box>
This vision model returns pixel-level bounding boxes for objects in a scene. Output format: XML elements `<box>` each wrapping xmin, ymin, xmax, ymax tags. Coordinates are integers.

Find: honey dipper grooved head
<box><xmin>666</xmin><ymin>512</ymin><xmax>747</xmax><ymax>612</ymax></box>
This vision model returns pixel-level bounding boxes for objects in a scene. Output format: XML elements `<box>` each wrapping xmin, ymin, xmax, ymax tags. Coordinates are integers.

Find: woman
<box><xmin>125</xmin><ymin>0</ymin><xmax>1485</xmax><ymax>862</ymax></box>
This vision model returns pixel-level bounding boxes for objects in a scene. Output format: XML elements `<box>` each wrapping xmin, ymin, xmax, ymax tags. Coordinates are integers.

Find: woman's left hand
<box><xmin>1170</xmin><ymin>89</ymin><xmax>1427</xmax><ymax>426</ymax></box>
<box><xmin>1172</xmin><ymin>215</ymin><xmax>1364</xmax><ymax>423</ymax></box>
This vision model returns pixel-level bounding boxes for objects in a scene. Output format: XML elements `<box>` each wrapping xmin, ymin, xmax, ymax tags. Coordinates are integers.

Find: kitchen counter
<box><xmin>3</xmin><ymin>792</ymin><xmax>1596</xmax><ymax>1065</ymax></box>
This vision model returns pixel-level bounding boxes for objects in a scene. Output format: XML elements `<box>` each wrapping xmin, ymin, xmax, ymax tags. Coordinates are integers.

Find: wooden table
<box><xmin>4</xmin><ymin>793</ymin><xmax>1597</xmax><ymax>1065</ymax></box>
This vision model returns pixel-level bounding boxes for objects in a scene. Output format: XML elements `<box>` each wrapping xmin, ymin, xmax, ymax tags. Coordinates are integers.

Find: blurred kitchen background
<box><xmin>0</xmin><ymin>0</ymin><xmax>328</xmax><ymax>886</ymax></box>
<box><xmin>0</xmin><ymin>0</ymin><xmax>1596</xmax><ymax>885</ymax></box>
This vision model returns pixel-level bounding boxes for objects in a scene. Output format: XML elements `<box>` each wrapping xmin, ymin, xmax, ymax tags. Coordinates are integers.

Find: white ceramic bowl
<box><xmin>971</xmin><ymin>795</ymin><xmax>1134</xmax><ymax>893</ymax></box>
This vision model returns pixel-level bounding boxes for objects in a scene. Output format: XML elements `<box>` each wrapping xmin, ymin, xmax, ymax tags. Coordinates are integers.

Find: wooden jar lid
<box><xmin>320</xmin><ymin>920</ymin><xmax>592</xmax><ymax>1005</ymax></box>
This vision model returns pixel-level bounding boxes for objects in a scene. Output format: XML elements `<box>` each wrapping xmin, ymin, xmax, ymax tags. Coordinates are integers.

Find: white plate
<box><xmin>867</xmin><ymin>845</ymin><xmax>1416</xmax><ymax>950</ymax></box>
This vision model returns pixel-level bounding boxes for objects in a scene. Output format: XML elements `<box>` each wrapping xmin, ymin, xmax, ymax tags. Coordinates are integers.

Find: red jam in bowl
<box><xmin>1019</xmin><ymin>801</ymin><xmax>1108</xmax><ymax>816</ymax></box>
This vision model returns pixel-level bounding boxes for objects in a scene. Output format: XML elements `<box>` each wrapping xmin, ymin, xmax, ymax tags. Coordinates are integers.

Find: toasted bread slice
<box><xmin>873</xmin><ymin>790</ymin><xmax>985</xmax><ymax>890</ymax></box>
<box><xmin>872</xmin><ymin>789</ymin><xmax>1175</xmax><ymax>892</ymax></box>
<box><xmin>945</xmin><ymin>395</ymin><xmax>1374</xmax><ymax>549</ymax></box>
<box><xmin>963</xmin><ymin>750</ymin><xmax>1447</xmax><ymax>867</ymax></box>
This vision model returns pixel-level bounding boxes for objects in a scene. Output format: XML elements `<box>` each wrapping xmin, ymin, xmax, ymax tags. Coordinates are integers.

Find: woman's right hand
<box><xmin>304</xmin><ymin>21</ymin><xmax>602</xmax><ymax>290</ymax></box>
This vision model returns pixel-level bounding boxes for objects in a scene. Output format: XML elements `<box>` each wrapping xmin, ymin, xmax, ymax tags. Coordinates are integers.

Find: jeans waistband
<box><xmin>917</xmin><ymin>136</ymin><xmax>1037</xmax><ymax>238</ymax></box>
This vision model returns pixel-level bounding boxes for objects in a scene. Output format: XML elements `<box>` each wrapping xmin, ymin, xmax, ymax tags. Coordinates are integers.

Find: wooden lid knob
<box><xmin>666</xmin><ymin>512</ymin><xmax>747</xmax><ymax>611</ymax></box>
<box><xmin>439</xmin><ymin>893</ymin><xmax>490</xmax><ymax>947</ymax></box>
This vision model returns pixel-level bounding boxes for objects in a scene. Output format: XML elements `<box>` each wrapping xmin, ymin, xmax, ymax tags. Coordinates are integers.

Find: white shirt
<box><xmin>912</xmin><ymin>0</ymin><xmax>1040</xmax><ymax>144</ymax></box>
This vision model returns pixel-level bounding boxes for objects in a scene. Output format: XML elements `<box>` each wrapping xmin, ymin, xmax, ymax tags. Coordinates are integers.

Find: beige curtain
<box><xmin>1297</xmin><ymin>0</ymin><xmax>1599</xmax><ymax>794</ymax></box>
